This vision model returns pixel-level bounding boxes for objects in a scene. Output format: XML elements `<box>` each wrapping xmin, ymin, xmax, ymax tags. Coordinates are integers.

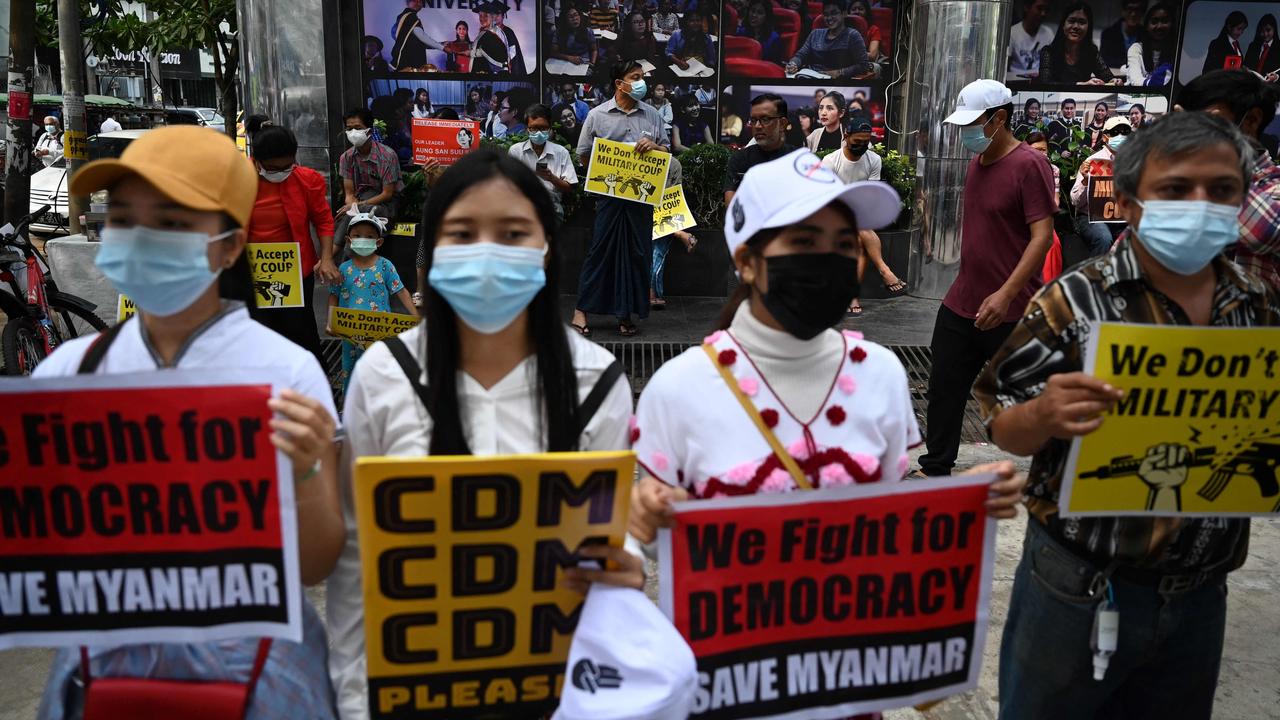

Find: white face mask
<box><xmin>346</xmin><ymin>128</ymin><xmax>370</xmax><ymax>147</ymax></box>
<box><xmin>258</xmin><ymin>165</ymin><xmax>294</xmax><ymax>184</ymax></box>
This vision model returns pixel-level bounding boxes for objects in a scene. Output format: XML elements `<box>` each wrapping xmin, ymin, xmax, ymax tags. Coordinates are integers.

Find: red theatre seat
<box><xmin>725</xmin><ymin>35</ymin><xmax>764</xmax><ymax>59</ymax></box>
<box><xmin>724</xmin><ymin>4</ymin><xmax>739</xmax><ymax>33</ymax></box>
<box><xmin>872</xmin><ymin>7</ymin><xmax>893</xmax><ymax>54</ymax></box>
<box><xmin>726</xmin><ymin>57</ymin><xmax>786</xmax><ymax>77</ymax></box>
<box><xmin>772</xmin><ymin>7</ymin><xmax>801</xmax><ymax>34</ymax></box>
<box><xmin>779</xmin><ymin>30</ymin><xmax>800</xmax><ymax>58</ymax></box>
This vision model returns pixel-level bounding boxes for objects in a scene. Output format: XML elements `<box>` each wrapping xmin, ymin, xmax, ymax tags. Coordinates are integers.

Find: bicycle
<box><xmin>0</xmin><ymin>205</ymin><xmax>107</xmax><ymax>375</ymax></box>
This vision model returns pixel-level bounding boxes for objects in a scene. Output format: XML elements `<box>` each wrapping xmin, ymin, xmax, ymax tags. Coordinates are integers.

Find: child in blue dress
<box><xmin>327</xmin><ymin>212</ymin><xmax>415</xmax><ymax>394</ymax></box>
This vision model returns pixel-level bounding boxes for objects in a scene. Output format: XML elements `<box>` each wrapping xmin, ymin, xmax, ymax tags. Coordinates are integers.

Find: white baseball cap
<box><xmin>552</xmin><ymin>585</ymin><xmax>696</xmax><ymax>720</ymax></box>
<box><xmin>725</xmin><ymin>148</ymin><xmax>901</xmax><ymax>257</ymax></box>
<box><xmin>1103</xmin><ymin>116</ymin><xmax>1132</xmax><ymax>133</ymax></box>
<box><xmin>944</xmin><ymin>79</ymin><xmax>1014</xmax><ymax>125</ymax></box>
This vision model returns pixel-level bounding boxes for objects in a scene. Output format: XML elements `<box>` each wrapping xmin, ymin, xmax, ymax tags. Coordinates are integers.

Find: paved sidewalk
<box><xmin>3</xmin><ymin>297</ymin><xmax>1276</xmax><ymax>718</ymax></box>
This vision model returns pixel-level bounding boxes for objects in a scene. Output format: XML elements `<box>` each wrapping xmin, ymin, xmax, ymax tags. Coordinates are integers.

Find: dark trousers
<box><xmin>249</xmin><ymin>274</ymin><xmax>325</xmax><ymax>370</ymax></box>
<box><xmin>918</xmin><ymin>304</ymin><xmax>1015</xmax><ymax>476</ymax></box>
<box><xmin>998</xmin><ymin>519</ymin><xmax>1227</xmax><ymax>720</ymax></box>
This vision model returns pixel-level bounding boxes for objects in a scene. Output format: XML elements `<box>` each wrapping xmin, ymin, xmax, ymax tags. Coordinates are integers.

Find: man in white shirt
<box><xmin>820</xmin><ymin>121</ymin><xmax>907</xmax><ymax>310</ymax></box>
<box><xmin>34</xmin><ymin>115</ymin><xmax>63</xmax><ymax>167</ymax></box>
<box><xmin>508</xmin><ymin>103</ymin><xmax>578</xmax><ymax>220</ymax></box>
<box><xmin>1008</xmin><ymin>0</ymin><xmax>1055</xmax><ymax>78</ymax></box>
<box><xmin>820</xmin><ymin>121</ymin><xmax>882</xmax><ymax>182</ymax></box>
<box><xmin>100</xmin><ymin>112</ymin><xmax>123</xmax><ymax>133</ymax></box>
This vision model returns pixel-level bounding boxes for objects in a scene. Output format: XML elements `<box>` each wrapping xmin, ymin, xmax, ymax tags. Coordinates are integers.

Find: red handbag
<box><xmin>81</xmin><ymin>640</ymin><xmax>272</xmax><ymax>720</ymax></box>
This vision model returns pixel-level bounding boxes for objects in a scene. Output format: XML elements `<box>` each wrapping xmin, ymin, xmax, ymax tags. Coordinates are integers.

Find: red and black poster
<box><xmin>0</xmin><ymin>371</ymin><xmax>302</xmax><ymax>649</ymax></box>
<box><xmin>658</xmin><ymin>475</ymin><xmax>996</xmax><ymax>720</ymax></box>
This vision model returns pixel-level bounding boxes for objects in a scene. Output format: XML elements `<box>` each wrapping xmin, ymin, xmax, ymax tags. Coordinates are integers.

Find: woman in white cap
<box><xmin>327</xmin><ymin>149</ymin><xmax>641</xmax><ymax>720</ymax></box>
<box><xmin>628</xmin><ymin>150</ymin><xmax>1026</xmax><ymax>715</ymax></box>
<box><xmin>33</xmin><ymin>126</ymin><xmax>345</xmax><ymax>718</ymax></box>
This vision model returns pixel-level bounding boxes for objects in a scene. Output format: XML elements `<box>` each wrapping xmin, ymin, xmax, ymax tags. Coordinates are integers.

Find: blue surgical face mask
<box><xmin>44</xmin><ymin>124</ymin><xmax>57</xmax><ymax>135</ymax></box>
<box><xmin>429</xmin><ymin>242</ymin><xmax>547</xmax><ymax>334</ymax></box>
<box><xmin>1106</xmin><ymin>135</ymin><xmax>1126</xmax><ymax>152</ymax></box>
<box><xmin>96</xmin><ymin>226</ymin><xmax>233</xmax><ymax>317</ymax></box>
<box><xmin>626</xmin><ymin>78</ymin><xmax>648</xmax><ymax>101</ymax></box>
<box><xmin>960</xmin><ymin>116</ymin><xmax>994</xmax><ymax>154</ymax></box>
<box><xmin>528</xmin><ymin>129</ymin><xmax>551</xmax><ymax>145</ymax></box>
<box><xmin>1135</xmin><ymin>199</ymin><xmax>1238</xmax><ymax>275</ymax></box>
<box><xmin>350</xmin><ymin>237</ymin><xmax>379</xmax><ymax>256</ymax></box>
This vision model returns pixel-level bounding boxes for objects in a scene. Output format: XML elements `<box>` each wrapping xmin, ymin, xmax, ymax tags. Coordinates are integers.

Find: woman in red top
<box><xmin>247</xmin><ymin>124</ymin><xmax>340</xmax><ymax>365</ymax></box>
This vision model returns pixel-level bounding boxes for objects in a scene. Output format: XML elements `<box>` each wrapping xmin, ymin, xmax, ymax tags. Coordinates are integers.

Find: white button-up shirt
<box><xmin>509</xmin><ymin>138</ymin><xmax>579</xmax><ymax>216</ymax></box>
<box><xmin>326</xmin><ymin>323</ymin><xmax>632</xmax><ymax>720</ymax></box>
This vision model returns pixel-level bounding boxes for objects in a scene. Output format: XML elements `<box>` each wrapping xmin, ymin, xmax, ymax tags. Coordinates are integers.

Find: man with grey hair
<box><xmin>975</xmin><ymin>111</ymin><xmax>1279</xmax><ymax>718</ymax></box>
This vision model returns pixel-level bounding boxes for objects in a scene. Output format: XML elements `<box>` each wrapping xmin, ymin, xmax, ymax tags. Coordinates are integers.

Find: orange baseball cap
<box><xmin>70</xmin><ymin>125</ymin><xmax>259</xmax><ymax>227</ymax></box>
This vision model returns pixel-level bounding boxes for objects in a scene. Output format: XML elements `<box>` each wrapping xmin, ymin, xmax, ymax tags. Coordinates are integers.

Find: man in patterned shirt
<box><xmin>976</xmin><ymin>112</ymin><xmax>1279</xmax><ymax>719</ymax></box>
<box><xmin>334</xmin><ymin>107</ymin><xmax>403</xmax><ymax>257</ymax></box>
<box><xmin>1177</xmin><ymin>69</ymin><xmax>1280</xmax><ymax>292</ymax></box>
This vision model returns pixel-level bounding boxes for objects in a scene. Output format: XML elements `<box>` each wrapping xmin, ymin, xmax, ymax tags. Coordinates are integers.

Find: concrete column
<box><xmin>899</xmin><ymin>0</ymin><xmax>1011</xmax><ymax>300</ymax></box>
<box><xmin>237</xmin><ymin>0</ymin><xmax>333</xmax><ymax>173</ymax></box>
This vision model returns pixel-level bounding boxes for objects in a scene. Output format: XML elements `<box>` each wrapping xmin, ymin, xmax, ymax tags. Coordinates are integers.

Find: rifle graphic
<box><xmin>1196</xmin><ymin>441</ymin><xmax>1280</xmax><ymax>502</ymax></box>
<box><xmin>253</xmin><ymin>280</ymin><xmax>274</xmax><ymax>301</ymax></box>
<box><xmin>1080</xmin><ymin>443</ymin><xmax>1280</xmax><ymax>505</ymax></box>
<box><xmin>1079</xmin><ymin>446</ymin><xmax>1217</xmax><ymax>479</ymax></box>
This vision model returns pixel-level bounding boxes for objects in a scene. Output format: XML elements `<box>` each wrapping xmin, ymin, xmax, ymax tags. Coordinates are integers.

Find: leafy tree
<box><xmin>39</xmin><ymin>0</ymin><xmax>240</xmax><ymax>139</ymax></box>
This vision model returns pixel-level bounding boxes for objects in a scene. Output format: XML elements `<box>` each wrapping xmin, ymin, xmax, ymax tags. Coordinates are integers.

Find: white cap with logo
<box><xmin>725</xmin><ymin>148</ymin><xmax>901</xmax><ymax>257</ymax></box>
<box><xmin>552</xmin><ymin>585</ymin><xmax>696</xmax><ymax>720</ymax></box>
<box><xmin>944</xmin><ymin>79</ymin><xmax>1014</xmax><ymax>126</ymax></box>
<box><xmin>1103</xmin><ymin>116</ymin><xmax>1132</xmax><ymax>133</ymax></box>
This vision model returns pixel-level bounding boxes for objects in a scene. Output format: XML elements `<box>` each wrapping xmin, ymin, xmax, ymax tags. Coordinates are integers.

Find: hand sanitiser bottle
<box><xmin>1090</xmin><ymin>596</ymin><xmax>1119</xmax><ymax>680</ymax></box>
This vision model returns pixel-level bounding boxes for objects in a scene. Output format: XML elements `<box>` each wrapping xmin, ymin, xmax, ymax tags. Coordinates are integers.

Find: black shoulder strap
<box><xmin>76</xmin><ymin>321</ymin><xmax>128</xmax><ymax>375</ymax></box>
<box><xmin>385</xmin><ymin>335</ymin><xmax>431</xmax><ymax>412</ymax></box>
<box><xmin>577</xmin><ymin>360</ymin><xmax>624</xmax><ymax>436</ymax></box>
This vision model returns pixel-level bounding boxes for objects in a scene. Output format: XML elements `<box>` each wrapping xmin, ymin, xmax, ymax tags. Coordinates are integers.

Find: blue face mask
<box><xmin>626</xmin><ymin>79</ymin><xmax>648</xmax><ymax>101</ymax></box>
<box><xmin>1107</xmin><ymin>135</ymin><xmax>1126</xmax><ymax>152</ymax></box>
<box><xmin>960</xmin><ymin>116</ymin><xmax>993</xmax><ymax>154</ymax></box>
<box><xmin>428</xmin><ymin>243</ymin><xmax>547</xmax><ymax>334</ymax></box>
<box><xmin>528</xmin><ymin>129</ymin><xmax>551</xmax><ymax>145</ymax></box>
<box><xmin>96</xmin><ymin>226</ymin><xmax>232</xmax><ymax>317</ymax></box>
<box><xmin>1135</xmin><ymin>199</ymin><xmax>1238</xmax><ymax>275</ymax></box>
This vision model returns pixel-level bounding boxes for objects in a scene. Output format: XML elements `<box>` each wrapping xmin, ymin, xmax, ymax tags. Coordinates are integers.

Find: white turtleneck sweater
<box><xmin>727</xmin><ymin>300</ymin><xmax>846</xmax><ymax>421</ymax></box>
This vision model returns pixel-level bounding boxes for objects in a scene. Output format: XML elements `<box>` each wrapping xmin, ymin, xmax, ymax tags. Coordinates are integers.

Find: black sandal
<box><xmin>570</xmin><ymin>322</ymin><xmax>592</xmax><ymax>337</ymax></box>
<box><xmin>618</xmin><ymin>321</ymin><xmax>639</xmax><ymax>337</ymax></box>
<box><xmin>885</xmin><ymin>279</ymin><xmax>909</xmax><ymax>296</ymax></box>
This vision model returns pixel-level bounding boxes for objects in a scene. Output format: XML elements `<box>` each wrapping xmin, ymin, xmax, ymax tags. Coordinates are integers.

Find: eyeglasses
<box><xmin>747</xmin><ymin>116</ymin><xmax>785</xmax><ymax>126</ymax></box>
<box><xmin>1106</xmin><ymin>126</ymin><xmax>1131</xmax><ymax>136</ymax></box>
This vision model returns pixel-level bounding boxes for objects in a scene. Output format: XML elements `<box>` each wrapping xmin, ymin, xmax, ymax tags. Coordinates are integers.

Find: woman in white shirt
<box><xmin>410</xmin><ymin>88</ymin><xmax>435</xmax><ymax>118</ymax></box>
<box><xmin>35</xmin><ymin>126</ymin><xmax>345</xmax><ymax>719</ymax></box>
<box><xmin>627</xmin><ymin>150</ymin><xmax>1024</xmax><ymax>630</ymax></box>
<box><xmin>327</xmin><ymin>149</ymin><xmax>639</xmax><ymax>720</ymax></box>
<box><xmin>1125</xmin><ymin>2</ymin><xmax>1177</xmax><ymax>86</ymax></box>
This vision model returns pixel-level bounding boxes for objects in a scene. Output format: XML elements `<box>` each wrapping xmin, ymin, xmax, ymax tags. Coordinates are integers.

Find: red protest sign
<box><xmin>411</xmin><ymin>118</ymin><xmax>480</xmax><ymax>165</ymax></box>
<box><xmin>8</xmin><ymin>91</ymin><xmax>32</xmax><ymax>121</ymax></box>
<box><xmin>658</xmin><ymin>476</ymin><xmax>995</xmax><ymax>720</ymax></box>
<box><xmin>0</xmin><ymin>371</ymin><xmax>301</xmax><ymax>650</ymax></box>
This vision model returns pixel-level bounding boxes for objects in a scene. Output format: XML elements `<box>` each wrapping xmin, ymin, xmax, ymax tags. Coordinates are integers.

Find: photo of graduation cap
<box><xmin>473</xmin><ymin>0</ymin><xmax>511</xmax><ymax>13</ymax></box>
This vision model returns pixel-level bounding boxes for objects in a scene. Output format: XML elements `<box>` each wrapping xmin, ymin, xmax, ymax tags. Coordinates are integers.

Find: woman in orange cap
<box><xmin>33</xmin><ymin>125</ymin><xmax>344</xmax><ymax>719</ymax></box>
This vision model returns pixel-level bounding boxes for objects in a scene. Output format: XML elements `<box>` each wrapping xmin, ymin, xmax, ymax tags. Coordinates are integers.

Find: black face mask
<box><xmin>758</xmin><ymin>253</ymin><xmax>860</xmax><ymax>340</ymax></box>
<box><xmin>846</xmin><ymin>142</ymin><xmax>869</xmax><ymax>157</ymax></box>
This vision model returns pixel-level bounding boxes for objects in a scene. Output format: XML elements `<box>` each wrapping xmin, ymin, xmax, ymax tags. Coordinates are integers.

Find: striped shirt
<box><xmin>1237</xmin><ymin>147</ymin><xmax>1280</xmax><ymax>292</ymax></box>
<box><xmin>975</xmin><ymin>233</ymin><xmax>1280</xmax><ymax>572</ymax></box>
<box><xmin>338</xmin><ymin>141</ymin><xmax>403</xmax><ymax>197</ymax></box>
<box><xmin>588</xmin><ymin>5</ymin><xmax>618</xmax><ymax>31</ymax></box>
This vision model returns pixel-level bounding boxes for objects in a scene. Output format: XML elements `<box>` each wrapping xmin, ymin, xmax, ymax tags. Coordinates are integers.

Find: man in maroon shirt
<box><xmin>918</xmin><ymin>79</ymin><xmax>1056</xmax><ymax>477</ymax></box>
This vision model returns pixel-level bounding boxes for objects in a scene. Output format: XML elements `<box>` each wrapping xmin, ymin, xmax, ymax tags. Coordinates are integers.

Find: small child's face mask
<box><xmin>349</xmin><ymin>232</ymin><xmax>380</xmax><ymax>257</ymax></box>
